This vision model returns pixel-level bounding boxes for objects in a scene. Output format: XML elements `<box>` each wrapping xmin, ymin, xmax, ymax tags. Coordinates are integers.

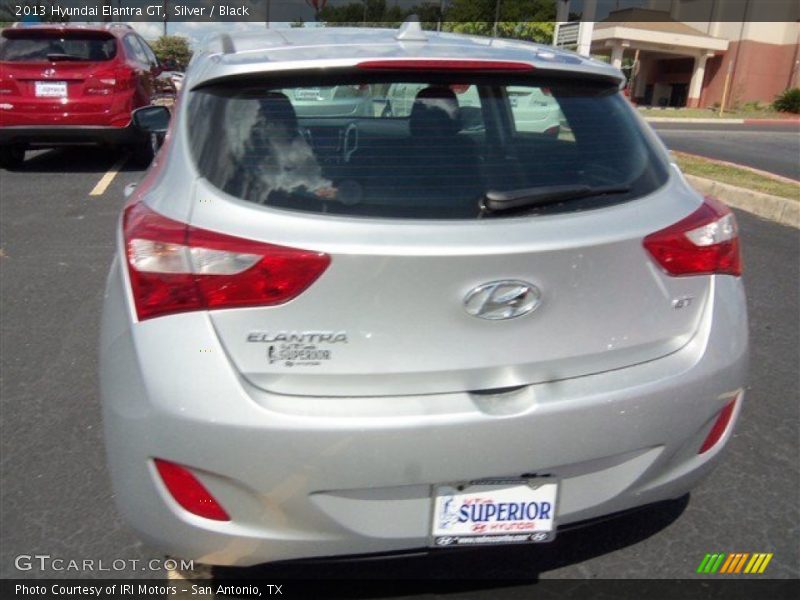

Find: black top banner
<box><xmin>0</xmin><ymin>0</ymin><xmax>798</xmax><ymax>23</ymax></box>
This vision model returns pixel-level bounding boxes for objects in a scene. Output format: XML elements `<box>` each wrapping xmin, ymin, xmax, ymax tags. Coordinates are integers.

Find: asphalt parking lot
<box><xmin>0</xmin><ymin>144</ymin><xmax>798</xmax><ymax>590</ymax></box>
<box><xmin>652</xmin><ymin>122</ymin><xmax>800</xmax><ymax>180</ymax></box>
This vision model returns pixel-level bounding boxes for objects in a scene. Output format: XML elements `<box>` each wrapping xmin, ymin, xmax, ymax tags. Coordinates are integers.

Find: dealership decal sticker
<box><xmin>247</xmin><ymin>330</ymin><xmax>347</xmax><ymax>367</ymax></box>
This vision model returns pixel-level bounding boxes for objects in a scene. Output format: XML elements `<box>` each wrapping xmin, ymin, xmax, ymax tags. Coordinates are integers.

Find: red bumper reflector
<box><xmin>698</xmin><ymin>398</ymin><xmax>738</xmax><ymax>454</ymax></box>
<box><xmin>154</xmin><ymin>459</ymin><xmax>230</xmax><ymax>521</ymax></box>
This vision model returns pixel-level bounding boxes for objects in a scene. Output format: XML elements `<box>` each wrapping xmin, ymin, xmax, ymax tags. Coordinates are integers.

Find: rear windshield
<box><xmin>188</xmin><ymin>73</ymin><xmax>669</xmax><ymax>219</ymax></box>
<box><xmin>0</xmin><ymin>32</ymin><xmax>117</xmax><ymax>62</ymax></box>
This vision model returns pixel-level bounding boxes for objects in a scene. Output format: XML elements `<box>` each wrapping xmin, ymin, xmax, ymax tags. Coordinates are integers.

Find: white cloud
<box><xmin>128</xmin><ymin>22</ymin><xmax>165</xmax><ymax>41</ymax></box>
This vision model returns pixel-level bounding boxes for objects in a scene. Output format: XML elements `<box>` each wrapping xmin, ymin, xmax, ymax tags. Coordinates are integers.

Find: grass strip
<box><xmin>674</xmin><ymin>152</ymin><xmax>800</xmax><ymax>200</ymax></box>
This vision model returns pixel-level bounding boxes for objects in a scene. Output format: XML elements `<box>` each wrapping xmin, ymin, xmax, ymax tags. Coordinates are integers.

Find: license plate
<box><xmin>431</xmin><ymin>479</ymin><xmax>558</xmax><ymax>547</ymax></box>
<box><xmin>35</xmin><ymin>81</ymin><xmax>67</xmax><ymax>98</ymax></box>
<box><xmin>294</xmin><ymin>88</ymin><xmax>321</xmax><ymax>101</ymax></box>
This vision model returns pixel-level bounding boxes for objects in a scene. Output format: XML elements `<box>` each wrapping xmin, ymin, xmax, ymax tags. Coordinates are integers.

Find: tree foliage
<box><xmin>317</xmin><ymin>0</ymin><xmax>439</xmax><ymax>28</ymax></box>
<box><xmin>317</xmin><ymin>0</ymin><xmax>555</xmax><ymax>44</ymax></box>
<box><xmin>151</xmin><ymin>35</ymin><xmax>192</xmax><ymax>71</ymax></box>
<box><xmin>442</xmin><ymin>0</ymin><xmax>556</xmax><ymax>44</ymax></box>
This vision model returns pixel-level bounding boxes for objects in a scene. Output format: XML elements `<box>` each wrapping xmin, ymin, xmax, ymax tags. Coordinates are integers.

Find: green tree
<box><xmin>318</xmin><ymin>0</ymin><xmax>441</xmax><ymax>29</ymax></box>
<box><xmin>442</xmin><ymin>0</ymin><xmax>556</xmax><ymax>44</ymax></box>
<box><xmin>150</xmin><ymin>35</ymin><xmax>192</xmax><ymax>71</ymax></box>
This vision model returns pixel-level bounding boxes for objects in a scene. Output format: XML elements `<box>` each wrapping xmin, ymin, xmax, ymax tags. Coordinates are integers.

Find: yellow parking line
<box><xmin>89</xmin><ymin>153</ymin><xmax>128</xmax><ymax>196</ymax></box>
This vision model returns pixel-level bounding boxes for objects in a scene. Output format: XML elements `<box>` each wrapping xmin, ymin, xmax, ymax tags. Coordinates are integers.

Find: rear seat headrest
<box><xmin>410</xmin><ymin>86</ymin><xmax>462</xmax><ymax>138</ymax></box>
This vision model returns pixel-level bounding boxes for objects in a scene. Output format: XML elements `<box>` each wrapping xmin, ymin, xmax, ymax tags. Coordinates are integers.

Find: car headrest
<box><xmin>409</xmin><ymin>86</ymin><xmax>462</xmax><ymax>138</ymax></box>
<box><xmin>257</xmin><ymin>92</ymin><xmax>299</xmax><ymax>138</ymax></box>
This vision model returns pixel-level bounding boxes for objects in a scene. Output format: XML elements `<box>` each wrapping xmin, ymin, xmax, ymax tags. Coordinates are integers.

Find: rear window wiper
<box><xmin>46</xmin><ymin>53</ymin><xmax>88</xmax><ymax>62</ymax></box>
<box><xmin>480</xmin><ymin>184</ymin><xmax>631</xmax><ymax>214</ymax></box>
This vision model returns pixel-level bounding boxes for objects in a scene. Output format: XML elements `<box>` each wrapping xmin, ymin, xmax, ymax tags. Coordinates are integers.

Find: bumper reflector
<box><xmin>154</xmin><ymin>459</ymin><xmax>230</xmax><ymax>521</ymax></box>
<box><xmin>698</xmin><ymin>397</ymin><xmax>738</xmax><ymax>454</ymax></box>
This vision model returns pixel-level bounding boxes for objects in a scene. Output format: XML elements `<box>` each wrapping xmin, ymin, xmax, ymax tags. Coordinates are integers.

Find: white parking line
<box><xmin>89</xmin><ymin>153</ymin><xmax>129</xmax><ymax>196</ymax></box>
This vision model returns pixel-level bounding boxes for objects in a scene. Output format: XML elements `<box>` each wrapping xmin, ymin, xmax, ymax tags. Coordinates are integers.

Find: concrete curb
<box><xmin>743</xmin><ymin>119</ymin><xmax>800</xmax><ymax>126</ymax></box>
<box><xmin>644</xmin><ymin>117</ymin><xmax>800</xmax><ymax>125</ymax></box>
<box><xmin>646</xmin><ymin>117</ymin><xmax>744</xmax><ymax>124</ymax></box>
<box><xmin>684</xmin><ymin>174</ymin><xmax>799</xmax><ymax>229</ymax></box>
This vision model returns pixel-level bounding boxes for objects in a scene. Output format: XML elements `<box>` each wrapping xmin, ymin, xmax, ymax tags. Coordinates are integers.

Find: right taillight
<box><xmin>123</xmin><ymin>203</ymin><xmax>331</xmax><ymax>321</ymax></box>
<box><xmin>85</xmin><ymin>75</ymin><xmax>116</xmax><ymax>96</ymax></box>
<box><xmin>0</xmin><ymin>78</ymin><xmax>16</xmax><ymax>95</ymax></box>
<box><xmin>643</xmin><ymin>196</ymin><xmax>741</xmax><ymax>277</ymax></box>
<box><xmin>114</xmin><ymin>66</ymin><xmax>136</xmax><ymax>92</ymax></box>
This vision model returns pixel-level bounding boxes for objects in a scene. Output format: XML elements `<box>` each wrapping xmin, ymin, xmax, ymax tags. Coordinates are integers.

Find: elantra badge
<box><xmin>464</xmin><ymin>280</ymin><xmax>541</xmax><ymax>320</ymax></box>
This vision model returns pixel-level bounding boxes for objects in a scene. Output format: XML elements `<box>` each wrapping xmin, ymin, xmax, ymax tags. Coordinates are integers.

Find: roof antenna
<box><xmin>396</xmin><ymin>15</ymin><xmax>428</xmax><ymax>42</ymax></box>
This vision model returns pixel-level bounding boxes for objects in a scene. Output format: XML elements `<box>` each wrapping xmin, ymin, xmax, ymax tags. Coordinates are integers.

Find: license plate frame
<box><xmin>430</xmin><ymin>478</ymin><xmax>558</xmax><ymax>547</ymax></box>
<box><xmin>35</xmin><ymin>81</ymin><xmax>67</xmax><ymax>98</ymax></box>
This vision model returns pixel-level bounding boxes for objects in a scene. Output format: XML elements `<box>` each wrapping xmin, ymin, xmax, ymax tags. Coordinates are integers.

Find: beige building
<box><xmin>554</xmin><ymin>1</ymin><xmax>800</xmax><ymax>109</ymax></box>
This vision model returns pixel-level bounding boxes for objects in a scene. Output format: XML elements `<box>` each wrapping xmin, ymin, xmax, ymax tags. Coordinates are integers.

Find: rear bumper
<box><xmin>0</xmin><ymin>124</ymin><xmax>142</xmax><ymax>147</ymax></box>
<box><xmin>100</xmin><ymin>259</ymin><xmax>748</xmax><ymax>567</ymax></box>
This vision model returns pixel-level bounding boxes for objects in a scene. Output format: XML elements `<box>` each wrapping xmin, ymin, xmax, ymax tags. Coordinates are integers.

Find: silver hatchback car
<box><xmin>100</xmin><ymin>23</ymin><xmax>748</xmax><ymax>566</ymax></box>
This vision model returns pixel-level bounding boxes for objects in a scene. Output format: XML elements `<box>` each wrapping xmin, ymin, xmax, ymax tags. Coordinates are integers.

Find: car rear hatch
<box><xmin>0</xmin><ymin>28</ymin><xmax>121</xmax><ymax>126</ymax></box>
<box><xmin>150</xmin><ymin>67</ymin><xmax>713</xmax><ymax>397</ymax></box>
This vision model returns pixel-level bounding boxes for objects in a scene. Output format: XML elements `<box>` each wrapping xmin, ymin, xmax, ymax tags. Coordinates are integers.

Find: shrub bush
<box><xmin>773</xmin><ymin>88</ymin><xmax>800</xmax><ymax>113</ymax></box>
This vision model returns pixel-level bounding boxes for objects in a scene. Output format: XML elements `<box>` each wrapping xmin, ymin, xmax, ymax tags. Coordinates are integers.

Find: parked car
<box><xmin>507</xmin><ymin>85</ymin><xmax>563</xmax><ymax>134</ymax></box>
<box><xmin>0</xmin><ymin>23</ymin><xmax>167</xmax><ymax>167</ymax></box>
<box><xmin>385</xmin><ymin>82</ymin><xmax>562</xmax><ymax>134</ymax></box>
<box><xmin>287</xmin><ymin>85</ymin><xmax>373</xmax><ymax>117</ymax></box>
<box><xmin>100</xmin><ymin>22</ymin><xmax>748</xmax><ymax>567</ymax></box>
<box><xmin>167</xmin><ymin>71</ymin><xmax>184</xmax><ymax>92</ymax></box>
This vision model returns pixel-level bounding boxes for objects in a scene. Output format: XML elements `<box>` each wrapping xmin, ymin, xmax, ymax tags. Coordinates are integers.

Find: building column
<box><xmin>576</xmin><ymin>0</ymin><xmax>596</xmax><ymax>57</ymax></box>
<box><xmin>687</xmin><ymin>52</ymin><xmax>710</xmax><ymax>108</ymax></box>
<box><xmin>552</xmin><ymin>0</ymin><xmax>570</xmax><ymax>47</ymax></box>
<box><xmin>610</xmin><ymin>42</ymin><xmax>625</xmax><ymax>70</ymax></box>
<box><xmin>669</xmin><ymin>0</ymin><xmax>681</xmax><ymax>20</ymax></box>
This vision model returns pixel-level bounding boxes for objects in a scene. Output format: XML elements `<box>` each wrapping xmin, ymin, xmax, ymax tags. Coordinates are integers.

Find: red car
<box><xmin>0</xmin><ymin>23</ymin><xmax>165</xmax><ymax>168</ymax></box>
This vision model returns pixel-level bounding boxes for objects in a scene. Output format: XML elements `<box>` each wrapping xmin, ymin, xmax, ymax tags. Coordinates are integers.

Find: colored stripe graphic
<box><xmin>719</xmin><ymin>553</ymin><xmax>736</xmax><ymax>573</ymax></box>
<box><xmin>745</xmin><ymin>554</ymin><xmax>761</xmax><ymax>573</ymax></box>
<box><xmin>710</xmin><ymin>553</ymin><xmax>726</xmax><ymax>573</ymax></box>
<box><xmin>734</xmin><ymin>553</ymin><xmax>749</xmax><ymax>573</ymax></box>
<box><xmin>700</xmin><ymin>553</ymin><xmax>774</xmax><ymax>574</ymax></box>
<box><xmin>758</xmin><ymin>553</ymin><xmax>773</xmax><ymax>573</ymax></box>
<box><xmin>697</xmin><ymin>554</ymin><xmax>713</xmax><ymax>573</ymax></box>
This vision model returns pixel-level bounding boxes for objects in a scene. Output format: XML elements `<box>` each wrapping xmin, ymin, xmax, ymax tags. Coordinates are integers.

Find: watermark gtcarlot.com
<box><xmin>15</xmin><ymin>555</ymin><xmax>193</xmax><ymax>573</ymax></box>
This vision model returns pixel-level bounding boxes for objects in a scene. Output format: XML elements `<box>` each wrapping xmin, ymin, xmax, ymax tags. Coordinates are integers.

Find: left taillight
<box><xmin>123</xmin><ymin>203</ymin><xmax>331</xmax><ymax>321</ymax></box>
<box><xmin>643</xmin><ymin>196</ymin><xmax>741</xmax><ymax>277</ymax></box>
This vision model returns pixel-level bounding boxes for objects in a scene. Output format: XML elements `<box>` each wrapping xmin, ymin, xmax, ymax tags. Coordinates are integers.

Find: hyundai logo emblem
<box><xmin>464</xmin><ymin>280</ymin><xmax>542</xmax><ymax>320</ymax></box>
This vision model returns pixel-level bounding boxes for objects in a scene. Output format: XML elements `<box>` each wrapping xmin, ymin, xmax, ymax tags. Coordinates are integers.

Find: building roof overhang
<box><xmin>592</xmin><ymin>10</ymin><xmax>729</xmax><ymax>57</ymax></box>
